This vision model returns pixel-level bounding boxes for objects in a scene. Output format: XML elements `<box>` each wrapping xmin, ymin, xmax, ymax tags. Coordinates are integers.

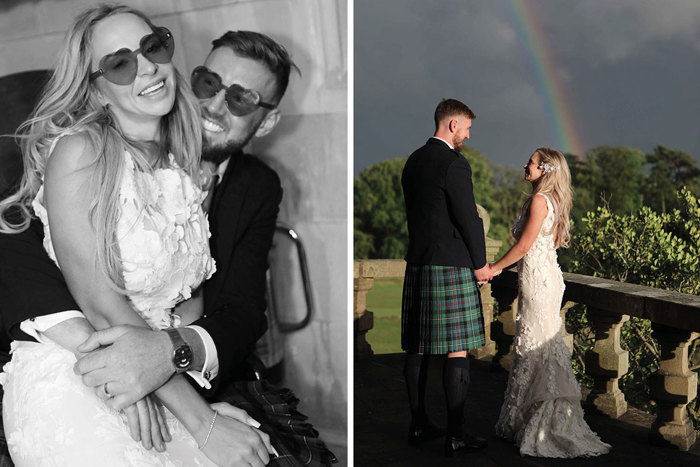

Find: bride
<box><xmin>0</xmin><ymin>5</ymin><xmax>272</xmax><ymax>466</ymax></box>
<box><xmin>490</xmin><ymin>148</ymin><xmax>611</xmax><ymax>458</ymax></box>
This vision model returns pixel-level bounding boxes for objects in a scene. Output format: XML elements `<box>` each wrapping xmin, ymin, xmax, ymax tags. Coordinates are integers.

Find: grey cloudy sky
<box><xmin>354</xmin><ymin>0</ymin><xmax>700</xmax><ymax>175</ymax></box>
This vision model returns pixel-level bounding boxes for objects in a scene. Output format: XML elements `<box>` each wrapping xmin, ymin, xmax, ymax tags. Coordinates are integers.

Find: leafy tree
<box><xmin>487</xmin><ymin>164</ymin><xmax>528</xmax><ymax>257</ymax></box>
<box><xmin>566</xmin><ymin>153</ymin><xmax>591</xmax><ymax>224</ymax></box>
<box><xmin>460</xmin><ymin>146</ymin><xmax>498</xmax><ymax>215</ymax></box>
<box><xmin>354</xmin><ymin>157</ymin><xmax>408</xmax><ymax>259</ymax></box>
<box><xmin>577</xmin><ymin>146</ymin><xmax>646</xmax><ymax>216</ymax></box>
<box><xmin>645</xmin><ymin>145</ymin><xmax>700</xmax><ymax>213</ymax></box>
<box><xmin>354</xmin><ymin>217</ymin><xmax>374</xmax><ymax>259</ymax></box>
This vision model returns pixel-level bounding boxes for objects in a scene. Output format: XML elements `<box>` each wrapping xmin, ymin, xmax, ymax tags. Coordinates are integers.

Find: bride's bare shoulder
<box><xmin>530</xmin><ymin>193</ymin><xmax>548</xmax><ymax>212</ymax></box>
<box><xmin>45</xmin><ymin>133</ymin><xmax>98</xmax><ymax>181</ymax></box>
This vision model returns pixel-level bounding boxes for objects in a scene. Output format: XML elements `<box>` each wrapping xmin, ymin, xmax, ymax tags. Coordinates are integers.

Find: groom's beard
<box><xmin>202</xmin><ymin>130</ymin><xmax>256</xmax><ymax>165</ymax></box>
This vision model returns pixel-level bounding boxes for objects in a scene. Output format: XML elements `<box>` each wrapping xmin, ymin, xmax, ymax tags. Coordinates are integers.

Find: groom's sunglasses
<box><xmin>89</xmin><ymin>27</ymin><xmax>174</xmax><ymax>85</ymax></box>
<box><xmin>190</xmin><ymin>66</ymin><xmax>277</xmax><ymax>116</ymax></box>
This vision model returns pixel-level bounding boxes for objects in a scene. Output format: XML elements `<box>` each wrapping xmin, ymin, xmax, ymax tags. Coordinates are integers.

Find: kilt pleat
<box><xmin>401</xmin><ymin>264</ymin><xmax>486</xmax><ymax>354</ymax></box>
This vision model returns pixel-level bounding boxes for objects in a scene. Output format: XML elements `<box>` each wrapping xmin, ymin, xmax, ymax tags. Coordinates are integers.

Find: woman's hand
<box><xmin>209</xmin><ymin>402</ymin><xmax>261</xmax><ymax>428</ymax></box>
<box><xmin>122</xmin><ymin>395</ymin><xmax>172</xmax><ymax>452</ymax></box>
<box><xmin>489</xmin><ymin>263</ymin><xmax>503</xmax><ymax>277</ymax></box>
<box><xmin>199</xmin><ymin>407</ymin><xmax>274</xmax><ymax>467</ymax></box>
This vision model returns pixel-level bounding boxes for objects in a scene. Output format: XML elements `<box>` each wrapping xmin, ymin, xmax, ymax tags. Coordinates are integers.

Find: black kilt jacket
<box><xmin>401</xmin><ymin>138</ymin><xmax>487</xmax><ymax>268</ymax></box>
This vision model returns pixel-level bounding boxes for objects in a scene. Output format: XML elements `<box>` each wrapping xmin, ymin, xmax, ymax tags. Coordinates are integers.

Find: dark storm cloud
<box><xmin>354</xmin><ymin>0</ymin><xmax>700</xmax><ymax>175</ymax></box>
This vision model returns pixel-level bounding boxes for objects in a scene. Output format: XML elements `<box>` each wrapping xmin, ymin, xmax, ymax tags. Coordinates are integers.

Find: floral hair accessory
<box><xmin>538</xmin><ymin>163</ymin><xmax>560</xmax><ymax>173</ymax></box>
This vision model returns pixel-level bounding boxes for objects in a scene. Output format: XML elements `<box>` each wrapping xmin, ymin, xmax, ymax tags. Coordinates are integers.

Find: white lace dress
<box><xmin>1</xmin><ymin>151</ymin><xmax>217</xmax><ymax>466</ymax></box>
<box><xmin>494</xmin><ymin>193</ymin><xmax>611</xmax><ymax>458</ymax></box>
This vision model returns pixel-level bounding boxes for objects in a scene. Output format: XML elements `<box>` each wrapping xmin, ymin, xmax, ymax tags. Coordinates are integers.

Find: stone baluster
<box><xmin>559</xmin><ymin>301</ymin><xmax>575</xmax><ymax>354</ymax></box>
<box><xmin>584</xmin><ymin>307</ymin><xmax>629</xmax><ymax>418</ymax></box>
<box><xmin>471</xmin><ymin>236</ymin><xmax>501</xmax><ymax>360</ymax></box>
<box><xmin>472</xmin><ymin>281</ymin><xmax>497</xmax><ymax>360</ymax></box>
<box><xmin>353</xmin><ymin>274</ymin><xmax>375</xmax><ymax>360</ymax></box>
<box><xmin>490</xmin><ymin>286</ymin><xmax>518</xmax><ymax>371</ymax></box>
<box><xmin>648</xmin><ymin>324</ymin><xmax>699</xmax><ymax>451</ymax></box>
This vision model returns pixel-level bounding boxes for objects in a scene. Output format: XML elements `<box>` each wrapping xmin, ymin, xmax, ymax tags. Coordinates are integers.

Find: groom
<box><xmin>401</xmin><ymin>98</ymin><xmax>491</xmax><ymax>457</ymax></box>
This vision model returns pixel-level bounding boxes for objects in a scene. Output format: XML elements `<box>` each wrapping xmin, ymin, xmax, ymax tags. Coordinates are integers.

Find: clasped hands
<box><xmin>73</xmin><ymin>325</ymin><xmax>275</xmax><ymax>465</ymax></box>
<box><xmin>474</xmin><ymin>263</ymin><xmax>502</xmax><ymax>285</ymax></box>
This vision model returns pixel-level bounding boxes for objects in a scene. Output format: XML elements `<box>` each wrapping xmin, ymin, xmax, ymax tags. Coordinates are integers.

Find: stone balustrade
<box><xmin>354</xmin><ymin>261</ymin><xmax>700</xmax><ymax>450</ymax></box>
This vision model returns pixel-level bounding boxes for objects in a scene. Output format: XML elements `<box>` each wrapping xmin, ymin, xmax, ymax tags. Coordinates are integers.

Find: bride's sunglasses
<box><xmin>89</xmin><ymin>27</ymin><xmax>174</xmax><ymax>85</ymax></box>
<box><xmin>190</xmin><ymin>66</ymin><xmax>277</xmax><ymax>116</ymax></box>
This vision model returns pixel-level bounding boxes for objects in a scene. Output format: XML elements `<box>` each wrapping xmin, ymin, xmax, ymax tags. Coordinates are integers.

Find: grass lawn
<box><xmin>366</xmin><ymin>277</ymin><xmax>403</xmax><ymax>354</ymax></box>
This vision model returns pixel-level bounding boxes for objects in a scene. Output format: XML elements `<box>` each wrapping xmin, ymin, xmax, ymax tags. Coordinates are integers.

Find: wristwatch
<box><xmin>165</xmin><ymin>328</ymin><xmax>192</xmax><ymax>373</ymax></box>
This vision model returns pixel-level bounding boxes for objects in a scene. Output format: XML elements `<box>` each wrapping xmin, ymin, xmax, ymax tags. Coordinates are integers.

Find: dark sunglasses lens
<box><xmin>97</xmin><ymin>28</ymin><xmax>173</xmax><ymax>85</ymax></box>
<box><xmin>142</xmin><ymin>30</ymin><xmax>174</xmax><ymax>64</ymax></box>
<box><xmin>100</xmin><ymin>51</ymin><xmax>138</xmax><ymax>85</ymax></box>
<box><xmin>225</xmin><ymin>85</ymin><xmax>259</xmax><ymax>116</ymax></box>
<box><xmin>191</xmin><ymin>70</ymin><xmax>220</xmax><ymax>99</ymax></box>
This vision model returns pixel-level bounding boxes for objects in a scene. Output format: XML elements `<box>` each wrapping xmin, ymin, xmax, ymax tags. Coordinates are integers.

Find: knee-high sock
<box><xmin>404</xmin><ymin>353</ymin><xmax>430</xmax><ymax>424</ymax></box>
<box><xmin>443</xmin><ymin>356</ymin><xmax>470</xmax><ymax>437</ymax></box>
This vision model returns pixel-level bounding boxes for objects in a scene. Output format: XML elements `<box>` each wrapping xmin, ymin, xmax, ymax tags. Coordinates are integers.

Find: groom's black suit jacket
<box><xmin>0</xmin><ymin>150</ymin><xmax>282</xmax><ymax>396</ymax></box>
<box><xmin>402</xmin><ymin>138</ymin><xmax>487</xmax><ymax>268</ymax></box>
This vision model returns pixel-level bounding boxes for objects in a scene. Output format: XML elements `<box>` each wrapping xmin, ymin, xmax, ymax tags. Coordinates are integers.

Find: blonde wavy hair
<box><xmin>0</xmin><ymin>4</ymin><xmax>202</xmax><ymax>289</ymax></box>
<box><xmin>524</xmin><ymin>147</ymin><xmax>573</xmax><ymax>249</ymax></box>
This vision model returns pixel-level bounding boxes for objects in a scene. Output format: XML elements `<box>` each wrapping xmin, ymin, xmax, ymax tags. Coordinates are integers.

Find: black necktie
<box><xmin>203</xmin><ymin>174</ymin><xmax>219</xmax><ymax>213</ymax></box>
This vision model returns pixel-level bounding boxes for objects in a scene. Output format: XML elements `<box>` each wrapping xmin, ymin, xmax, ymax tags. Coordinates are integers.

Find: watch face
<box><xmin>174</xmin><ymin>345</ymin><xmax>193</xmax><ymax>370</ymax></box>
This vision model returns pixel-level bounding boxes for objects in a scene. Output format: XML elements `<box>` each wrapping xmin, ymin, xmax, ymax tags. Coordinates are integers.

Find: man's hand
<box><xmin>74</xmin><ymin>325</ymin><xmax>172</xmax><ymax>410</ymax></box>
<box><xmin>474</xmin><ymin>264</ymin><xmax>493</xmax><ymax>285</ymax></box>
<box><xmin>199</xmin><ymin>405</ymin><xmax>275</xmax><ymax>467</ymax></box>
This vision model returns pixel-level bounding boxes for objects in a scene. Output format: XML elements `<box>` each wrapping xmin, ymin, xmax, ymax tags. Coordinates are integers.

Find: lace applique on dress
<box><xmin>495</xmin><ymin>193</ymin><xmax>611</xmax><ymax>458</ymax></box>
<box><xmin>117</xmin><ymin>152</ymin><xmax>215</xmax><ymax>328</ymax></box>
<box><xmin>31</xmin><ymin>151</ymin><xmax>216</xmax><ymax>329</ymax></box>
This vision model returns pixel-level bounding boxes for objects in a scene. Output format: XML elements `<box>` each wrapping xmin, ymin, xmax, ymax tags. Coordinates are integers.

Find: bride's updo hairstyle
<box><xmin>528</xmin><ymin>147</ymin><xmax>573</xmax><ymax>249</ymax></box>
<box><xmin>0</xmin><ymin>4</ymin><xmax>202</xmax><ymax>290</ymax></box>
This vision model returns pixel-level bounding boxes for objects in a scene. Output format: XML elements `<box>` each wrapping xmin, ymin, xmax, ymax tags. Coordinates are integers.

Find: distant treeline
<box><xmin>354</xmin><ymin>144</ymin><xmax>700</xmax><ymax>269</ymax></box>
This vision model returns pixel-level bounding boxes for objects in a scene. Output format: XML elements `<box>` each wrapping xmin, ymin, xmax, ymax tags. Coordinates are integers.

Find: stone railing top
<box><xmin>354</xmin><ymin>259</ymin><xmax>406</xmax><ymax>279</ymax></box>
<box><xmin>492</xmin><ymin>268</ymin><xmax>700</xmax><ymax>332</ymax></box>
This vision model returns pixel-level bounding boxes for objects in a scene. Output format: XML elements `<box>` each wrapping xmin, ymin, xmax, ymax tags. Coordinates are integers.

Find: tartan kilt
<box><xmin>401</xmin><ymin>264</ymin><xmax>486</xmax><ymax>354</ymax></box>
<box><xmin>218</xmin><ymin>380</ymin><xmax>338</xmax><ymax>467</ymax></box>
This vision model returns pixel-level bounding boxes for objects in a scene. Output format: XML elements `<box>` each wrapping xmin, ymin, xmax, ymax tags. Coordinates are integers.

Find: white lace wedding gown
<box><xmin>494</xmin><ymin>193</ymin><xmax>611</xmax><ymax>458</ymax></box>
<box><xmin>1</xmin><ymin>150</ymin><xmax>218</xmax><ymax>466</ymax></box>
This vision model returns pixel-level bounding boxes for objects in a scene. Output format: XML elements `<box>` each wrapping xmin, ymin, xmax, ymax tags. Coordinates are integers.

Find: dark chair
<box><xmin>0</xmin><ymin>69</ymin><xmax>51</xmax><ymax>467</ymax></box>
<box><xmin>0</xmin><ymin>70</ymin><xmax>51</xmax><ymax>198</ymax></box>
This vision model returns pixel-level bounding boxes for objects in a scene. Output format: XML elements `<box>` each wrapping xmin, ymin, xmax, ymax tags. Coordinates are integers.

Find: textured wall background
<box><xmin>0</xmin><ymin>0</ymin><xmax>347</xmax><ymax>457</ymax></box>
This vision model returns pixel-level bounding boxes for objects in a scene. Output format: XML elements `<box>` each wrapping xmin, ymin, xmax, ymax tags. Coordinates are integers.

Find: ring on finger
<box><xmin>104</xmin><ymin>382</ymin><xmax>113</xmax><ymax>398</ymax></box>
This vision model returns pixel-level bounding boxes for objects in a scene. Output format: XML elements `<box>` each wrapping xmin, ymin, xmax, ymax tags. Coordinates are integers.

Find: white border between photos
<box><xmin>346</xmin><ymin>1</ymin><xmax>354</xmax><ymax>465</ymax></box>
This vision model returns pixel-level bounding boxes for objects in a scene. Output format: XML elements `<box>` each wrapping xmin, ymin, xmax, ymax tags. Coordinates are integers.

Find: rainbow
<box><xmin>506</xmin><ymin>0</ymin><xmax>586</xmax><ymax>156</ymax></box>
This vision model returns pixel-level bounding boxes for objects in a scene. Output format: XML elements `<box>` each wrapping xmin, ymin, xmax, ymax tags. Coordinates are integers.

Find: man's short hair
<box><xmin>434</xmin><ymin>98</ymin><xmax>476</xmax><ymax>130</ymax></box>
<box><xmin>211</xmin><ymin>30</ymin><xmax>300</xmax><ymax>103</ymax></box>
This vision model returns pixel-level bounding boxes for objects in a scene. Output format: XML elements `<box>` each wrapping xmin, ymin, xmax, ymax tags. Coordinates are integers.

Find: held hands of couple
<box><xmin>124</xmin><ymin>395</ymin><xmax>171</xmax><ymax>452</ymax></box>
<box><xmin>474</xmin><ymin>263</ymin><xmax>503</xmax><ymax>285</ymax></box>
<box><xmin>74</xmin><ymin>324</ymin><xmax>173</xmax><ymax>410</ymax></box>
<box><xmin>94</xmin><ymin>376</ymin><xmax>171</xmax><ymax>451</ymax></box>
<box><xmin>84</xmin><ymin>326</ymin><xmax>173</xmax><ymax>452</ymax></box>
<box><xmin>199</xmin><ymin>403</ymin><xmax>277</xmax><ymax>467</ymax></box>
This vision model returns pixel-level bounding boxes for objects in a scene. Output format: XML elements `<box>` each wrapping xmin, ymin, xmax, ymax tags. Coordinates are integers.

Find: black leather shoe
<box><xmin>407</xmin><ymin>420</ymin><xmax>445</xmax><ymax>446</ymax></box>
<box><xmin>444</xmin><ymin>434</ymin><xmax>488</xmax><ymax>457</ymax></box>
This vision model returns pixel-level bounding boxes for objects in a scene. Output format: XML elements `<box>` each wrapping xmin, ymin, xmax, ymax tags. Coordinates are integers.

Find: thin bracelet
<box><xmin>198</xmin><ymin>410</ymin><xmax>218</xmax><ymax>450</ymax></box>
